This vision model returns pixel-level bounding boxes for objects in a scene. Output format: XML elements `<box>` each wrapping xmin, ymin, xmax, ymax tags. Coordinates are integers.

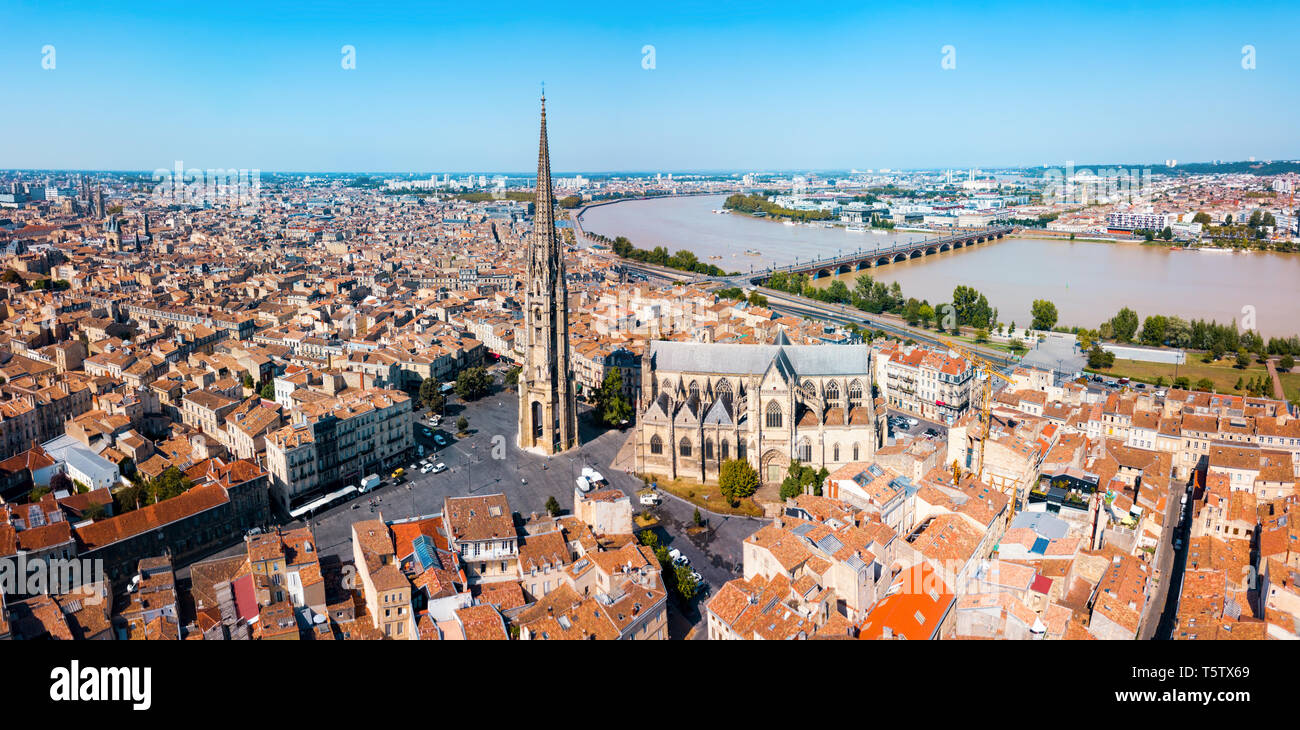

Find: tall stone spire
<box><xmin>518</xmin><ymin>94</ymin><xmax>578</xmax><ymax>454</ymax></box>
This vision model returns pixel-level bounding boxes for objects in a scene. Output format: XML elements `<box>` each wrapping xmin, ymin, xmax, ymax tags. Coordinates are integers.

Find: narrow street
<box><xmin>1146</xmin><ymin>484</ymin><xmax>1192</xmax><ymax>640</ymax></box>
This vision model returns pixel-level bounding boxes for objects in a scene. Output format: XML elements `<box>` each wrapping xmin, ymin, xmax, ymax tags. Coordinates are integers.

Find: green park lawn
<box><xmin>638</xmin><ymin>474</ymin><xmax>765</xmax><ymax>517</ymax></box>
<box><xmin>1087</xmin><ymin>356</ymin><xmax>1276</xmax><ymax>395</ymax></box>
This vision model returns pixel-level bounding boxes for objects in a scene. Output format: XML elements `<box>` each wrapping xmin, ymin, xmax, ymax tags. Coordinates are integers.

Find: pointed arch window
<box><xmin>705</xmin><ymin>439</ymin><xmax>714</xmax><ymax>460</ymax></box>
<box><xmin>679</xmin><ymin>437</ymin><xmax>692</xmax><ymax>457</ymax></box>
<box><xmin>715</xmin><ymin>379</ymin><xmax>732</xmax><ymax>402</ymax></box>
<box><xmin>650</xmin><ymin>434</ymin><xmax>662</xmax><ymax>455</ymax></box>
<box><xmin>720</xmin><ymin>439</ymin><xmax>730</xmax><ymax>461</ymax></box>
<box><xmin>832</xmin><ymin>443</ymin><xmax>840</xmax><ymax>461</ymax></box>
<box><xmin>848</xmin><ymin>380</ymin><xmax>864</xmax><ymax>409</ymax></box>
<box><xmin>825</xmin><ymin>381</ymin><xmax>841</xmax><ymax>407</ymax></box>
<box><xmin>798</xmin><ymin>437</ymin><xmax>812</xmax><ymax>462</ymax></box>
<box><xmin>765</xmin><ymin>401</ymin><xmax>783</xmax><ymax>428</ymax></box>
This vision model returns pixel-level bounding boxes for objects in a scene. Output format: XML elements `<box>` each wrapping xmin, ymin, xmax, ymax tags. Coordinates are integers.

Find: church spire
<box><xmin>534</xmin><ymin>94</ymin><xmax>556</xmax><ymax>241</ymax></box>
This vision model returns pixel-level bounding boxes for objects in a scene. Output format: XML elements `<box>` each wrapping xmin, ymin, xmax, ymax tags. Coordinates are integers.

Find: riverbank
<box><xmin>1008</xmin><ymin>231</ymin><xmax>1129</xmax><ymax>244</ymax></box>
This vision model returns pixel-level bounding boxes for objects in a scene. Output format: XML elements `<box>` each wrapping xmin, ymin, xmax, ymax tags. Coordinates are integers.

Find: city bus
<box><xmin>288</xmin><ymin>485</ymin><xmax>359</xmax><ymax>521</ymax></box>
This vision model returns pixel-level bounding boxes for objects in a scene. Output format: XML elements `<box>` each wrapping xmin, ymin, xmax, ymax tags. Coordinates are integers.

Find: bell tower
<box><xmin>517</xmin><ymin>94</ymin><xmax>578</xmax><ymax>453</ymax></box>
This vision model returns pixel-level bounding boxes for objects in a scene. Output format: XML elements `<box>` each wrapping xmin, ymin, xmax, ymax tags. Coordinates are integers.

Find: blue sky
<box><xmin>2</xmin><ymin>1</ymin><xmax>1296</xmax><ymax>172</ymax></box>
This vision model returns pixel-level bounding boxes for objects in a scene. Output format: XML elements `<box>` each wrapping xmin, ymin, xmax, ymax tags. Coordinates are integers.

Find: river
<box><xmin>579</xmin><ymin>194</ymin><xmax>1300</xmax><ymax>337</ymax></box>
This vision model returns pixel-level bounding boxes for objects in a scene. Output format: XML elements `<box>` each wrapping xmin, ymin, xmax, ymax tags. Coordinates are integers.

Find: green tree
<box><xmin>1193</xmin><ymin>211</ymin><xmax>1212</xmax><ymax>225</ymax></box>
<box><xmin>1110</xmin><ymin>307</ymin><xmax>1140</xmax><ymax>342</ymax></box>
<box><xmin>259</xmin><ymin>380</ymin><xmax>275</xmax><ymax>399</ymax></box>
<box><xmin>693</xmin><ymin>507</ymin><xmax>703</xmax><ymax>527</ymax></box>
<box><xmin>1087</xmin><ymin>344</ymin><xmax>1115</xmax><ymax>369</ymax></box>
<box><xmin>545</xmin><ymin>495</ymin><xmax>561</xmax><ymax>516</ymax></box>
<box><xmin>917</xmin><ymin>303</ymin><xmax>935</xmax><ymax>328</ymax></box>
<box><xmin>718</xmin><ymin>459</ymin><xmax>760</xmax><ymax>504</ymax></box>
<box><xmin>1195</xmin><ymin>378</ymin><xmax>1215</xmax><ymax>392</ymax></box>
<box><xmin>453</xmin><ymin>366</ymin><xmax>491</xmax><ymax>400</ymax></box>
<box><xmin>456</xmin><ymin>415</ymin><xmax>469</xmax><ymax>434</ymax></box>
<box><xmin>242</xmin><ymin>373</ymin><xmax>255</xmax><ymax>390</ymax></box>
<box><xmin>420</xmin><ymin>377</ymin><xmax>446</xmax><ymax>412</ymax></box>
<box><xmin>593</xmin><ymin>369</ymin><xmax>633</xmax><ymax>428</ymax></box>
<box><xmin>504</xmin><ymin>366</ymin><xmax>521</xmax><ymax>388</ymax></box>
<box><xmin>674</xmin><ymin>564</ymin><xmax>699</xmax><ymax>600</ymax></box>
<box><xmin>1280</xmin><ymin>355</ymin><xmax>1296</xmax><ymax>372</ymax></box>
<box><xmin>1030</xmin><ymin>299</ymin><xmax>1058</xmax><ymax>331</ymax></box>
<box><xmin>1139</xmin><ymin>315</ymin><xmax>1167</xmax><ymax>347</ymax></box>
<box><xmin>779</xmin><ymin>460</ymin><xmax>824</xmax><ymax>500</ymax></box>
<box><xmin>1235</xmin><ymin>350</ymin><xmax>1250</xmax><ymax>369</ymax></box>
<box><xmin>824</xmin><ymin>279</ymin><xmax>851</xmax><ymax>304</ymax></box>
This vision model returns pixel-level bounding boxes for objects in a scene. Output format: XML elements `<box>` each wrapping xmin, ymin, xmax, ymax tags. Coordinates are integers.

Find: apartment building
<box><xmin>874</xmin><ymin>341</ymin><xmax>976</xmax><ymax>425</ymax></box>
<box><xmin>351</xmin><ymin>518</ymin><xmax>415</xmax><ymax>639</ymax></box>
<box><xmin>264</xmin><ymin>387</ymin><xmax>413</xmax><ymax>513</ymax></box>
<box><xmin>443</xmin><ymin>493</ymin><xmax>518</xmax><ymax>585</ymax></box>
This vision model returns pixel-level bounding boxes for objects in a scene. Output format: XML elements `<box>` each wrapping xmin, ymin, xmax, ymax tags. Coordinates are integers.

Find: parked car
<box><xmin>668</xmin><ymin>548</ymin><xmax>688</xmax><ymax>566</ymax></box>
<box><xmin>433</xmin><ymin>434</ymin><xmax>447</xmax><ymax>446</ymax></box>
<box><xmin>1173</xmin><ymin>538</ymin><xmax>1183</xmax><ymax>550</ymax></box>
<box><xmin>690</xmin><ymin>571</ymin><xmax>703</xmax><ymax>584</ymax></box>
<box><xmin>906</xmin><ymin>418</ymin><xmax>919</xmax><ymax>427</ymax></box>
<box><xmin>430</xmin><ymin>463</ymin><xmax>446</xmax><ymax>474</ymax></box>
<box><xmin>639</xmin><ymin>492</ymin><xmax>662</xmax><ymax>506</ymax></box>
<box><xmin>421</xmin><ymin>464</ymin><xmax>434</xmax><ymax>474</ymax></box>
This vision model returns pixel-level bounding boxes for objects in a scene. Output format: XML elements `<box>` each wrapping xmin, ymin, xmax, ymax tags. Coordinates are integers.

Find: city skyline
<box><xmin>4</xmin><ymin>1</ymin><xmax>1297</xmax><ymax>172</ymax></box>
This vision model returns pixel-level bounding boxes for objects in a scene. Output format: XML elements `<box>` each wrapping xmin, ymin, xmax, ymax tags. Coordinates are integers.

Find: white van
<box><xmin>639</xmin><ymin>492</ymin><xmax>661</xmax><ymax>506</ymax></box>
<box><xmin>575</xmin><ymin>476</ymin><xmax>592</xmax><ymax>493</ymax></box>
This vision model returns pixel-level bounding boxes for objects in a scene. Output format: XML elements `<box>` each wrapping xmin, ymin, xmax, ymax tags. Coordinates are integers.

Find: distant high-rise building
<box><xmin>518</xmin><ymin>95</ymin><xmax>578</xmax><ymax>454</ymax></box>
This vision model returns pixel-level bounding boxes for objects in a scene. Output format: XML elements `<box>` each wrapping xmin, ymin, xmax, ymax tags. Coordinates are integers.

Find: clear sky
<box><xmin>2</xmin><ymin>1</ymin><xmax>1296</xmax><ymax>172</ymax></box>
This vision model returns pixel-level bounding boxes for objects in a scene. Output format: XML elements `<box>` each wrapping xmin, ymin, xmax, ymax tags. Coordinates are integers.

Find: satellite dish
<box><xmin>313</xmin><ymin>614</ymin><xmax>326</xmax><ymax>625</ymax></box>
